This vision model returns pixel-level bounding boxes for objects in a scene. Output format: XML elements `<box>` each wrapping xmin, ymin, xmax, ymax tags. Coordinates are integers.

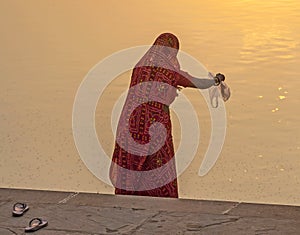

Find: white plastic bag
<box><xmin>208</xmin><ymin>72</ymin><xmax>231</xmax><ymax>108</ymax></box>
<box><xmin>220</xmin><ymin>81</ymin><xmax>231</xmax><ymax>102</ymax></box>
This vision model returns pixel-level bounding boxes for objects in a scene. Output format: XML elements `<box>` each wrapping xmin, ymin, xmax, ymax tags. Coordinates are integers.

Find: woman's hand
<box><xmin>213</xmin><ymin>73</ymin><xmax>225</xmax><ymax>86</ymax></box>
<box><xmin>215</xmin><ymin>73</ymin><xmax>225</xmax><ymax>82</ymax></box>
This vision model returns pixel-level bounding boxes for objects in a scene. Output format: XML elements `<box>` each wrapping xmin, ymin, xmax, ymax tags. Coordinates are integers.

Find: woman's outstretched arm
<box><xmin>176</xmin><ymin>71</ymin><xmax>224</xmax><ymax>89</ymax></box>
<box><xmin>188</xmin><ymin>77</ymin><xmax>216</xmax><ymax>89</ymax></box>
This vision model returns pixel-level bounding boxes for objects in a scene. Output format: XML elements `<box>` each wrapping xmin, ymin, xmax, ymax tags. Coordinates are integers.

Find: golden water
<box><xmin>1</xmin><ymin>0</ymin><xmax>300</xmax><ymax>205</ymax></box>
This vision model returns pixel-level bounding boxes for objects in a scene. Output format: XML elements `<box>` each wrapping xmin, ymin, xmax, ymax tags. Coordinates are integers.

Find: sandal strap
<box><xmin>29</xmin><ymin>218</ymin><xmax>42</xmax><ymax>227</ymax></box>
<box><xmin>13</xmin><ymin>202</ymin><xmax>26</xmax><ymax>210</ymax></box>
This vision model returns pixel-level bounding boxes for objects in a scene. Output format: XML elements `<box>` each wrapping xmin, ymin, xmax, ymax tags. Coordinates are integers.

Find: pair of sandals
<box><xmin>12</xmin><ymin>203</ymin><xmax>48</xmax><ymax>233</ymax></box>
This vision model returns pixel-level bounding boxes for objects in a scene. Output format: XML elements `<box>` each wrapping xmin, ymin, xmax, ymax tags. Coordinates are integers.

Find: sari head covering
<box><xmin>153</xmin><ymin>32</ymin><xmax>179</xmax><ymax>49</ymax></box>
<box><xmin>135</xmin><ymin>33</ymin><xmax>180</xmax><ymax>71</ymax></box>
<box><xmin>152</xmin><ymin>32</ymin><xmax>179</xmax><ymax>57</ymax></box>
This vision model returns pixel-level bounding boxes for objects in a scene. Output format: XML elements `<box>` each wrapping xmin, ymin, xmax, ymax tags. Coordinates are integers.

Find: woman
<box><xmin>110</xmin><ymin>33</ymin><xmax>225</xmax><ymax>198</ymax></box>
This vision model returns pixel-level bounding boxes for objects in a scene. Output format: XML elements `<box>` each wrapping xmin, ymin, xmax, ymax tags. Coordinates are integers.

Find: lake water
<box><xmin>1</xmin><ymin>0</ymin><xmax>300</xmax><ymax>205</ymax></box>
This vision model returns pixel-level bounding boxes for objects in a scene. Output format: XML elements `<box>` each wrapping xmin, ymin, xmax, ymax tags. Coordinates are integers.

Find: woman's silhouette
<box><xmin>110</xmin><ymin>33</ymin><xmax>225</xmax><ymax>198</ymax></box>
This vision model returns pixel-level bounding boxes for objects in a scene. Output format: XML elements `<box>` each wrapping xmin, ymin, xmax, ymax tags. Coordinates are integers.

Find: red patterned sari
<box><xmin>110</xmin><ymin>33</ymin><xmax>196</xmax><ymax>198</ymax></box>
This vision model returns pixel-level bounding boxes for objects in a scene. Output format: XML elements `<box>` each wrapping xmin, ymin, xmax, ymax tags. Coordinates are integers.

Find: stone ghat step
<box><xmin>0</xmin><ymin>188</ymin><xmax>299</xmax><ymax>234</ymax></box>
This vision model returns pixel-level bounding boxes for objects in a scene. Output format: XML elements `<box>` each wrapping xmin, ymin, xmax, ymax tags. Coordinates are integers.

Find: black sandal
<box><xmin>12</xmin><ymin>203</ymin><xmax>29</xmax><ymax>217</ymax></box>
<box><xmin>25</xmin><ymin>218</ymin><xmax>48</xmax><ymax>233</ymax></box>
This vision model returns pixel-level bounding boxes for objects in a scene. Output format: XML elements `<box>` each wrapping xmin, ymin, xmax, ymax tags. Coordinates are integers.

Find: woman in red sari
<box><xmin>110</xmin><ymin>33</ymin><xmax>224</xmax><ymax>198</ymax></box>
